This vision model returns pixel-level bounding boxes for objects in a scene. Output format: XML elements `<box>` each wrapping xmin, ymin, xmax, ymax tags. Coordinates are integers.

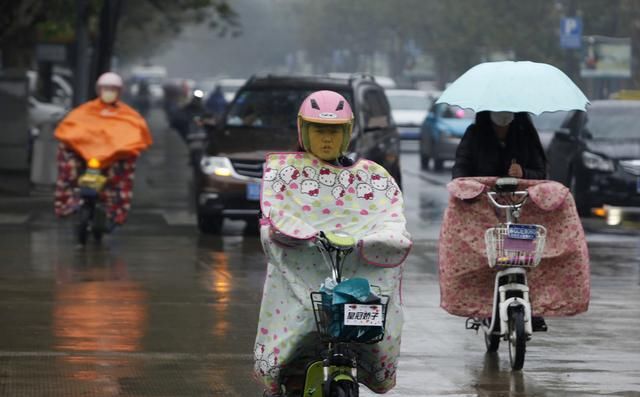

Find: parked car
<box><xmin>28</xmin><ymin>96</ymin><xmax>65</xmax><ymax>127</ymax></box>
<box><xmin>194</xmin><ymin>74</ymin><xmax>402</xmax><ymax>234</ymax></box>
<box><xmin>547</xmin><ymin>100</ymin><xmax>640</xmax><ymax>215</ymax></box>
<box><xmin>27</xmin><ymin>70</ymin><xmax>73</xmax><ymax>109</ymax></box>
<box><xmin>419</xmin><ymin>102</ymin><xmax>474</xmax><ymax>171</ymax></box>
<box><xmin>386</xmin><ymin>89</ymin><xmax>431</xmax><ymax>140</ymax></box>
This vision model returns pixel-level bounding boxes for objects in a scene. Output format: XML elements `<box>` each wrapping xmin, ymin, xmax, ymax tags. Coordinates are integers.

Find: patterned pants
<box><xmin>54</xmin><ymin>144</ymin><xmax>137</xmax><ymax>225</ymax></box>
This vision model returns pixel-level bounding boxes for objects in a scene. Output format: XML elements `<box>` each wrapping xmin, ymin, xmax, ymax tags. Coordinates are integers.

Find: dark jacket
<box><xmin>451</xmin><ymin>113</ymin><xmax>547</xmax><ymax>180</ymax></box>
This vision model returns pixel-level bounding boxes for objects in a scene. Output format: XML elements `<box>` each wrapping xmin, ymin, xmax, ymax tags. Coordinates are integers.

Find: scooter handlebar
<box><xmin>487</xmin><ymin>191</ymin><xmax>529</xmax><ymax>209</ymax></box>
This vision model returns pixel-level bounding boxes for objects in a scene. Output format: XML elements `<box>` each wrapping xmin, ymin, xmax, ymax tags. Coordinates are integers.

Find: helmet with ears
<box><xmin>297</xmin><ymin>90</ymin><xmax>353</xmax><ymax>153</ymax></box>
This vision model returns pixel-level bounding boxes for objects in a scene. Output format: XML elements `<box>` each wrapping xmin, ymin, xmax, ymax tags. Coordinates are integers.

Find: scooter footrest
<box><xmin>465</xmin><ymin>317</ymin><xmax>481</xmax><ymax>331</ymax></box>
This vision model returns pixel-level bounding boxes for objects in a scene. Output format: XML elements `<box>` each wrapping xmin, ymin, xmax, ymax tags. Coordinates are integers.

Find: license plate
<box><xmin>246</xmin><ymin>183</ymin><xmax>261</xmax><ymax>201</ymax></box>
<box><xmin>507</xmin><ymin>224</ymin><xmax>538</xmax><ymax>240</ymax></box>
<box><xmin>344</xmin><ymin>304</ymin><xmax>383</xmax><ymax>327</ymax></box>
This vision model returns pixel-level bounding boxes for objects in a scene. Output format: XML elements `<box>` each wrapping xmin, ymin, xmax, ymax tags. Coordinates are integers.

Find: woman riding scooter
<box><xmin>254</xmin><ymin>90</ymin><xmax>412</xmax><ymax>396</ymax></box>
<box><xmin>54</xmin><ymin>72</ymin><xmax>152</xmax><ymax>237</ymax></box>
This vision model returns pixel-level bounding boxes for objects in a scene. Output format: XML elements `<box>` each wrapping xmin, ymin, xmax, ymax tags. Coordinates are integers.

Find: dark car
<box><xmin>419</xmin><ymin>102</ymin><xmax>475</xmax><ymax>171</ymax></box>
<box><xmin>194</xmin><ymin>74</ymin><xmax>402</xmax><ymax>234</ymax></box>
<box><xmin>547</xmin><ymin>100</ymin><xmax>640</xmax><ymax>215</ymax></box>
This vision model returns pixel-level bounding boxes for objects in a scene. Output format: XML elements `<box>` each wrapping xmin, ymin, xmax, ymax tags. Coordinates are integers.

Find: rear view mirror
<box><xmin>553</xmin><ymin>127</ymin><xmax>577</xmax><ymax>143</ymax></box>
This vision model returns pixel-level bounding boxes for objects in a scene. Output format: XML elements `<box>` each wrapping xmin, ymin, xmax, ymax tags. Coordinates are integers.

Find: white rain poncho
<box><xmin>253</xmin><ymin>152</ymin><xmax>412</xmax><ymax>394</ymax></box>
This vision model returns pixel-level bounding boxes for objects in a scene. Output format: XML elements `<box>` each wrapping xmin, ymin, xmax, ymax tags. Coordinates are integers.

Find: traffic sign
<box><xmin>560</xmin><ymin>17</ymin><xmax>583</xmax><ymax>49</ymax></box>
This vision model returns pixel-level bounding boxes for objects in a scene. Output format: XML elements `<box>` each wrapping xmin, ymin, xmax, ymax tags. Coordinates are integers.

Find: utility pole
<box><xmin>92</xmin><ymin>0</ymin><xmax>123</xmax><ymax>85</ymax></box>
<box><xmin>73</xmin><ymin>0</ymin><xmax>90</xmax><ymax>106</ymax></box>
<box><xmin>564</xmin><ymin>0</ymin><xmax>582</xmax><ymax>88</ymax></box>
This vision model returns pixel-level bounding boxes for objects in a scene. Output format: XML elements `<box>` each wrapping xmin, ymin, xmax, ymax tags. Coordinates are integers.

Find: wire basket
<box><xmin>484</xmin><ymin>224</ymin><xmax>547</xmax><ymax>268</ymax></box>
<box><xmin>310</xmin><ymin>291</ymin><xmax>389</xmax><ymax>344</ymax></box>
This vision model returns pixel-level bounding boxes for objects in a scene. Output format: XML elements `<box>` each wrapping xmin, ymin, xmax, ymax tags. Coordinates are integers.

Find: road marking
<box><xmin>0</xmin><ymin>351</ymin><xmax>254</xmax><ymax>360</ymax></box>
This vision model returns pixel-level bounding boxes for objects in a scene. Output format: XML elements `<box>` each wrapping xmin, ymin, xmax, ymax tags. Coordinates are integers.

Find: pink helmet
<box><xmin>96</xmin><ymin>72</ymin><xmax>123</xmax><ymax>90</ymax></box>
<box><xmin>298</xmin><ymin>90</ymin><xmax>354</xmax><ymax>153</ymax></box>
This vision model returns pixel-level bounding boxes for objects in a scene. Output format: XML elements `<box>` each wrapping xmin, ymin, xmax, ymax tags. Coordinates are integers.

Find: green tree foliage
<box><xmin>116</xmin><ymin>0</ymin><xmax>240</xmax><ymax>60</ymax></box>
<box><xmin>0</xmin><ymin>0</ymin><xmax>238</xmax><ymax>68</ymax></box>
<box><xmin>287</xmin><ymin>0</ymin><xmax>640</xmax><ymax>88</ymax></box>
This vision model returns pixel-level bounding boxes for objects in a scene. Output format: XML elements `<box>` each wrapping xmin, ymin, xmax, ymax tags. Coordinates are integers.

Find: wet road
<box><xmin>0</xmin><ymin>114</ymin><xmax>638</xmax><ymax>396</ymax></box>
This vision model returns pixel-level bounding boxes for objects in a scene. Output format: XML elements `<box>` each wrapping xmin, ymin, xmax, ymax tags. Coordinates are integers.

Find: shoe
<box><xmin>532</xmin><ymin>316</ymin><xmax>547</xmax><ymax>332</ymax></box>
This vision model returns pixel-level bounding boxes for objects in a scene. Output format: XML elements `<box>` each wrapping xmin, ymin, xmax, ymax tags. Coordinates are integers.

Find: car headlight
<box><xmin>582</xmin><ymin>152</ymin><xmax>614</xmax><ymax>172</ymax></box>
<box><xmin>200</xmin><ymin>156</ymin><xmax>233</xmax><ymax>176</ymax></box>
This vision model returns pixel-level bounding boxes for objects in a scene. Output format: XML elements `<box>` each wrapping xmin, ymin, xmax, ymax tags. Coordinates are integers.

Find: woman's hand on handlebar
<box><xmin>508</xmin><ymin>159</ymin><xmax>523</xmax><ymax>178</ymax></box>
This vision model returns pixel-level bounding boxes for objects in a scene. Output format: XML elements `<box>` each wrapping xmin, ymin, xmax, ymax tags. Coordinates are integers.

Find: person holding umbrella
<box><xmin>435</xmin><ymin>61</ymin><xmax>589</xmax><ymax>180</ymax></box>
<box><xmin>451</xmin><ymin>111</ymin><xmax>547</xmax><ymax>179</ymax></box>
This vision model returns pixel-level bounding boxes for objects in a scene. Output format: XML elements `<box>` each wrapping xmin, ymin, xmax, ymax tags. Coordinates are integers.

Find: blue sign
<box><xmin>507</xmin><ymin>224</ymin><xmax>538</xmax><ymax>241</ymax></box>
<box><xmin>560</xmin><ymin>17</ymin><xmax>583</xmax><ymax>49</ymax></box>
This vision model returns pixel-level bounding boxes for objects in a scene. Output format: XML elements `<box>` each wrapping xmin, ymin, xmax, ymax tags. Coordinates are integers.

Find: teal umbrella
<box><xmin>436</xmin><ymin>61</ymin><xmax>589</xmax><ymax>115</ymax></box>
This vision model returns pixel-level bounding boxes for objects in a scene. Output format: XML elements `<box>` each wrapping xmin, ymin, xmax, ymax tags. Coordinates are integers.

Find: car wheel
<box><xmin>244</xmin><ymin>218</ymin><xmax>260</xmax><ymax>236</ymax></box>
<box><xmin>569</xmin><ymin>173</ymin><xmax>589</xmax><ymax>216</ymax></box>
<box><xmin>419</xmin><ymin>135</ymin><xmax>430</xmax><ymax>170</ymax></box>
<box><xmin>420</xmin><ymin>153</ymin><xmax>430</xmax><ymax>170</ymax></box>
<box><xmin>433</xmin><ymin>158</ymin><xmax>444</xmax><ymax>171</ymax></box>
<box><xmin>197</xmin><ymin>213</ymin><xmax>223</xmax><ymax>234</ymax></box>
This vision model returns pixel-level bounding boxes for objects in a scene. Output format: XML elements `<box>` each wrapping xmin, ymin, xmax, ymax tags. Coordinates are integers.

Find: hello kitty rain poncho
<box><xmin>254</xmin><ymin>152</ymin><xmax>412</xmax><ymax>394</ymax></box>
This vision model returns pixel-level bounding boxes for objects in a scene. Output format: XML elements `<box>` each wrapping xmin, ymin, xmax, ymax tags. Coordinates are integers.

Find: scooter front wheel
<box><xmin>75</xmin><ymin>206</ymin><xmax>91</xmax><ymax>246</ymax></box>
<box><xmin>328</xmin><ymin>379</ymin><xmax>358</xmax><ymax>397</ymax></box>
<box><xmin>508</xmin><ymin>310</ymin><xmax>526</xmax><ymax>370</ymax></box>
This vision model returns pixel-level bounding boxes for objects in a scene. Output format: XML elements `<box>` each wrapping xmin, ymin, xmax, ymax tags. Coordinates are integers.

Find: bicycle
<box><xmin>465</xmin><ymin>177</ymin><xmax>547</xmax><ymax>371</ymax></box>
<box><xmin>284</xmin><ymin>231</ymin><xmax>389</xmax><ymax>397</ymax></box>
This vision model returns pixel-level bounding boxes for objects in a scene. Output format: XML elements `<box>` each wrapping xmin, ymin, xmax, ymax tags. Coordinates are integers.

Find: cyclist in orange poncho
<box><xmin>54</xmin><ymin>72</ymin><xmax>152</xmax><ymax>227</ymax></box>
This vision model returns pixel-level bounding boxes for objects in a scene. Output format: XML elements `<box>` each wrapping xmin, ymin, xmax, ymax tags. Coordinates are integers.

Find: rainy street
<box><xmin>0</xmin><ymin>111</ymin><xmax>638</xmax><ymax>396</ymax></box>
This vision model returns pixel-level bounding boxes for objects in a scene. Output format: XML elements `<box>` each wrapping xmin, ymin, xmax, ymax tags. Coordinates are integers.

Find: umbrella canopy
<box><xmin>436</xmin><ymin>61</ymin><xmax>589</xmax><ymax>115</ymax></box>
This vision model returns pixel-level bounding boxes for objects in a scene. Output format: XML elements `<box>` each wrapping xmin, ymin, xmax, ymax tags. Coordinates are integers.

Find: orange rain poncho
<box><xmin>54</xmin><ymin>98</ymin><xmax>152</xmax><ymax>166</ymax></box>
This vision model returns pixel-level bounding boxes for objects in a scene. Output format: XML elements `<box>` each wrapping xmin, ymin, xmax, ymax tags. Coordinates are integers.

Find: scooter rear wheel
<box><xmin>508</xmin><ymin>310</ymin><xmax>526</xmax><ymax>370</ymax></box>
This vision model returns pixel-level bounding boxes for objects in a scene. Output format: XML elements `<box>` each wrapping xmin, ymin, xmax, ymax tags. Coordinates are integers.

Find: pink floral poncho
<box><xmin>439</xmin><ymin>177</ymin><xmax>590</xmax><ymax>318</ymax></box>
<box><xmin>254</xmin><ymin>152</ymin><xmax>412</xmax><ymax>394</ymax></box>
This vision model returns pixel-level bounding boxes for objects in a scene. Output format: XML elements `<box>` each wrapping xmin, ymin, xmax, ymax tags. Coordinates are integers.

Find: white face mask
<box><xmin>490</xmin><ymin>111</ymin><xmax>514</xmax><ymax>127</ymax></box>
<box><xmin>100</xmin><ymin>89</ymin><xmax>118</xmax><ymax>104</ymax></box>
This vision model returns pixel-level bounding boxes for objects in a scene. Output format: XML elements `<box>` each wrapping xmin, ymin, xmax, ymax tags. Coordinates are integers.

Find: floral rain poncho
<box><xmin>254</xmin><ymin>152</ymin><xmax>412</xmax><ymax>394</ymax></box>
<box><xmin>439</xmin><ymin>177</ymin><xmax>590</xmax><ymax>318</ymax></box>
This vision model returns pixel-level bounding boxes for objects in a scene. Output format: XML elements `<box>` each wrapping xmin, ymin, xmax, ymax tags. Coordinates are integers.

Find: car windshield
<box><xmin>441</xmin><ymin>105</ymin><xmax>474</xmax><ymax>119</ymax></box>
<box><xmin>226</xmin><ymin>88</ymin><xmax>353</xmax><ymax>129</ymax></box>
<box><xmin>532</xmin><ymin>111</ymin><xmax>568</xmax><ymax>131</ymax></box>
<box><xmin>387</xmin><ymin>94</ymin><xmax>429</xmax><ymax>111</ymax></box>
<box><xmin>585</xmin><ymin>106</ymin><xmax>640</xmax><ymax>139</ymax></box>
